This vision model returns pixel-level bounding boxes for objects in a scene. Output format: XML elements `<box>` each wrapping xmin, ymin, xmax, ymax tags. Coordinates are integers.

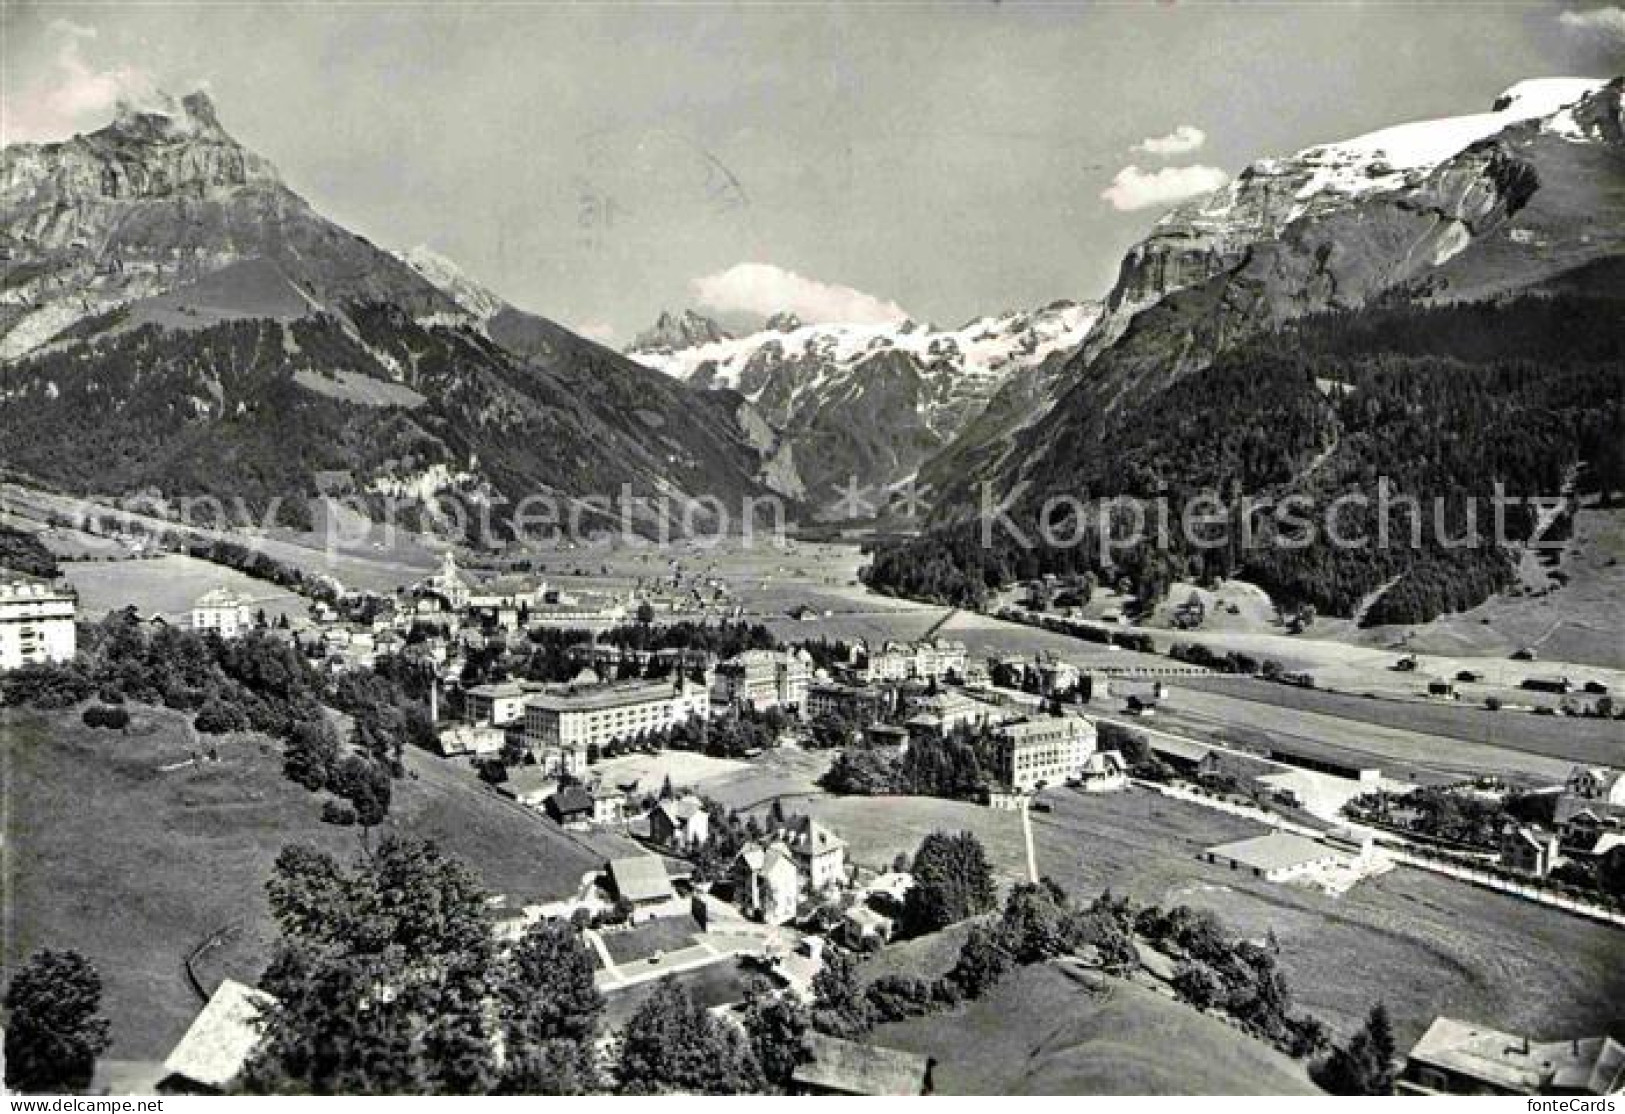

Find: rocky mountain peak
<box><xmin>631</xmin><ymin>309</ymin><xmax>731</xmax><ymax>353</ymax></box>
<box><xmin>764</xmin><ymin>310</ymin><xmax>803</xmax><ymax>333</ymax></box>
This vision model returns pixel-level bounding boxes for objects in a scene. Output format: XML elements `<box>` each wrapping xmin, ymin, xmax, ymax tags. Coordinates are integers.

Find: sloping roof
<box><xmin>1205</xmin><ymin>831</ymin><xmax>1335</xmax><ymax>873</ymax></box>
<box><xmin>1150</xmin><ymin>737</ymin><xmax>1214</xmax><ymax>764</ymax></box>
<box><xmin>792</xmin><ymin>1032</ymin><xmax>930</xmax><ymax>1096</ymax></box>
<box><xmin>162</xmin><ymin>979</ymin><xmax>276</xmax><ymax>1090</ymax></box>
<box><xmin>607</xmin><ymin>855</ymin><xmax>675</xmax><ymax>903</ymax></box>
<box><xmin>551</xmin><ymin>784</ymin><xmax>593</xmax><ymax>814</ymax></box>
<box><xmin>783</xmin><ymin>815</ymin><xmax>845</xmax><ymax>854</ymax></box>
<box><xmin>1408</xmin><ymin>1018</ymin><xmax>1625</xmax><ymax>1095</ymax></box>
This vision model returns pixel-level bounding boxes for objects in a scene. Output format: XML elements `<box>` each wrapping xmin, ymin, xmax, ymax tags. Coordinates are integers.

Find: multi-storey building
<box><xmin>521</xmin><ymin>676</ymin><xmax>709</xmax><ymax>754</ymax></box>
<box><xmin>855</xmin><ymin>638</ymin><xmax>967</xmax><ymax>684</ymax></box>
<box><xmin>192</xmin><ymin>587</ymin><xmax>252</xmax><ymax>638</ymax></box>
<box><xmin>0</xmin><ymin>579</ymin><xmax>77</xmax><ymax>671</ymax></box>
<box><xmin>993</xmin><ymin>714</ymin><xmax>1097</xmax><ymax>792</ymax></box>
<box><xmin>465</xmin><ymin>680</ymin><xmax>529</xmax><ymax>727</ymax></box>
<box><xmin>804</xmin><ymin>681</ymin><xmax>893</xmax><ymax>727</ymax></box>
<box><xmin>713</xmin><ymin>649</ymin><xmax>812</xmax><ymax>711</ymax></box>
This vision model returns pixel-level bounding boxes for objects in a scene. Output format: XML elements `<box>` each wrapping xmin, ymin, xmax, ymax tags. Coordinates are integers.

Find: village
<box><xmin>10</xmin><ymin>541</ymin><xmax>1619</xmax><ymax>1097</ymax></box>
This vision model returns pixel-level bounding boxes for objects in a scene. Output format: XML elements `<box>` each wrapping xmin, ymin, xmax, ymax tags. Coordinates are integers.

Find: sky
<box><xmin>3</xmin><ymin>2</ymin><xmax>1622</xmax><ymax>344</ymax></box>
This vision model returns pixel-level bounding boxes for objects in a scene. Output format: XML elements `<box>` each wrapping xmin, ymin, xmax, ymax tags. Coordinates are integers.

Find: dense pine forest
<box><xmin>865</xmin><ymin>290</ymin><xmax>1624</xmax><ymax>625</ymax></box>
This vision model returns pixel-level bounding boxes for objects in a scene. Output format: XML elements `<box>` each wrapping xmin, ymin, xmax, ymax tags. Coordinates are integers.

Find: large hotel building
<box><xmin>521</xmin><ymin>677</ymin><xmax>710</xmax><ymax>757</ymax></box>
<box><xmin>0</xmin><ymin>579</ymin><xmax>77</xmax><ymax>671</ymax></box>
<box><xmin>993</xmin><ymin>715</ymin><xmax>1097</xmax><ymax>792</ymax></box>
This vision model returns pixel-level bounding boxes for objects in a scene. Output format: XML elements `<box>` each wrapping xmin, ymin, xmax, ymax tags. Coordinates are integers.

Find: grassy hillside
<box><xmin>0</xmin><ymin>706</ymin><xmax>601</xmax><ymax>1060</ymax></box>
<box><xmin>873</xmin><ymin>962</ymin><xmax>1319</xmax><ymax>1095</ymax></box>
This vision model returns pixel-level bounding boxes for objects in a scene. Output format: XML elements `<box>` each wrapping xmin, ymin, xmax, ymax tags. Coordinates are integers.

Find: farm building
<box><xmin>1400</xmin><ymin>1017</ymin><xmax>1625</xmax><ymax>1096</ymax></box>
<box><xmin>1202</xmin><ymin>832</ymin><xmax>1345</xmax><ymax>882</ymax></box>
<box><xmin>791</xmin><ymin>1033</ymin><xmax>933</xmax><ymax>1096</ymax></box>
<box><xmin>606</xmin><ymin>855</ymin><xmax>677</xmax><ymax>908</ymax></box>
<box><xmin>160</xmin><ymin>980</ymin><xmax>276</xmax><ymax>1094</ymax></box>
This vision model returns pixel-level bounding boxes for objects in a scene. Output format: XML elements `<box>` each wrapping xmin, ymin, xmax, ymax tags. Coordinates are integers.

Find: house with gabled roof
<box><xmin>772</xmin><ymin>815</ymin><xmax>847</xmax><ymax>892</ymax></box>
<box><xmin>649</xmin><ymin>795</ymin><xmax>710</xmax><ymax>849</ymax></box>
<box><xmin>159</xmin><ymin>979</ymin><xmax>276</xmax><ymax>1094</ymax></box>
<box><xmin>791</xmin><ymin>1032</ymin><xmax>933</xmax><ymax>1096</ymax></box>
<box><xmin>733</xmin><ymin>841</ymin><xmax>801</xmax><ymax>925</ymax></box>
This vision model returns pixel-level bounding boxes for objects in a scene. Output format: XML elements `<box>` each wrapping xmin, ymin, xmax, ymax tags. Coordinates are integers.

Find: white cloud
<box><xmin>577</xmin><ymin>318</ymin><xmax>618</xmax><ymax>345</ymax></box>
<box><xmin>691</xmin><ymin>262</ymin><xmax>908</xmax><ymax>325</ymax></box>
<box><xmin>1557</xmin><ymin>5</ymin><xmax>1625</xmax><ymax>46</ymax></box>
<box><xmin>3</xmin><ymin>19</ymin><xmax>159</xmax><ymax>144</ymax></box>
<box><xmin>1100</xmin><ymin>164</ymin><xmax>1230</xmax><ymax>212</ymax></box>
<box><xmin>1134</xmin><ymin>124</ymin><xmax>1207</xmax><ymax>157</ymax></box>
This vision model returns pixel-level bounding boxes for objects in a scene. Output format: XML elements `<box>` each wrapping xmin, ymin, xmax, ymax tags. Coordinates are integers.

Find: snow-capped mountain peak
<box><xmin>625</xmin><ymin>300</ymin><xmax>1101</xmax><ymax>499</ymax></box>
<box><xmin>394</xmin><ymin>245</ymin><xmax>508</xmax><ymax>325</ymax></box>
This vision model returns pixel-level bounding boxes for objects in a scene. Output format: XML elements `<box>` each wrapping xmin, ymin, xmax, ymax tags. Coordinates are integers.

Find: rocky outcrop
<box><xmin>631</xmin><ymin>309</ymin><xmax>731</xmax><ymax>353</ymax></box>
<box><xmin>0</xmin><ymin>90</ymin><xmax>798</xmax><ymax>527</ymax></box>
<box><xmin>628</xmin><ymin>300</ymin><xmax>1100</xmax><ymax>500</ymax></box>
<box><xmin>923</xmin><ymin>77</ymin><xmax>1623</xmax><ymax>520</ymax></box>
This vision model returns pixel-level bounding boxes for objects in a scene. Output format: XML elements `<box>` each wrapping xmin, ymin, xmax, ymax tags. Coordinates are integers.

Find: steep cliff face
<box><xmin>0</xmin><ymin>92</ymin><xmax>793</xmax><ymax>529</ymax></box>
<box><xmin>925</xmin><ymin>77</ymin><xmax>1623</xmax><ymax>519</ymax></box>
<box><xmin>629</xmin><ymin>301</ymin><xmax>1100</xmax><ymax>500</ymax></box>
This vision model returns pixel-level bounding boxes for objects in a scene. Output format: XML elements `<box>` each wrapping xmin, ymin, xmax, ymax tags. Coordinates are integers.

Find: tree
<box><xmin>1311</xmin><ymin>1003</ymin><xmax>1397</xmax><ymax>1095</ymax></box>
<box><xmin>498</xmin><ymin>920</ymin><xmax>604</xmax><ymax>1093</ymax></box>
<box><xmin>616</xmin><ymin>979</ymin><xmax>765</xmax><ymax>1094</ymax></box>
<box><xmin>810</xmin><ymin>950</ymin><xmax>872</xmax><ymax>1037</ymax></box>
<box><xmin>333</xmin><ymin>756</ymin><xmax>391</xmax><ymax>827</ymax></box>
<box><xmin>246</xmin><ymin>839</ymin><xmax>501</xmax><ymax>1094</ymax></box>
<box><xmin>902</xmin><ymin>831</ymin><xmax>997</xmax><ymax>936</ymax></box>
<box><xmin>284</xmin><ymin>717</ymin><xmax>340</xmax><ymax>792</ymax></box>
<box><xmin>741</xmin><ymin>980</ymin><xmax>812</xmax><ymax>1091</ymax></box>
<box><xmin>3</xmin><ymin>950</ymin><xmax>112</xmax><ymax>1094</ymax></box>
<box><xmin>946</xmin><ymin>923</ymin><xmax>1014</xmax><ymax>999</ymax></box>
<box><xmin>1000</xmin><ymin>881</ymin><xmax>1072</xmax><ymax>964</ymax></box>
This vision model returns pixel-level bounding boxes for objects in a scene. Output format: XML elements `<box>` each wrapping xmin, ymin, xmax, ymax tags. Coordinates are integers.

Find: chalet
<box><xmin>1428</xmin><ymin>680</ymin><xmax>1457</xmax><ymax>698</ymax></box>
<box><xmin>605</xmin><ymin>855</ymin><xmax>676</xmax><ymax>909</ymax></box>
<box><xmin>547</xmin><ymin>784</ymin><xmax>594</xmax><ymax>827</ymax></box>
<box><xmin>792</xmin><ymin>1033</ymin><xmax>932</xmax><ymax>1096</ymax></box>
<box><xmin>159</xmin><ymin>980</ymin><xmax>276</xmax><ymax>1094</ymax></box>
<box><xmin>1500</xmin><ymin>826</ymin><xmax>1562</xmax><ymax>878</ymax></box>
<box><xmin>649</xmin><ymin>796</ymin><xmax>710</xmax><ymax>849</ymax></box>
<box><xmin>1400</xmin><ymin>1017</ymin><xmax>1625</xmax><ymax>1096</ymax></box>
<box><xmin>497</xmin><ymin>767</ymin><xmax>557</xmax><ymax>809</ymax></box>
<box><xmin>191</xmin><ymin>587</ymin><xmax>252</xmax><ymax>639</ymax></box>
<box><xmin>1077</xmin><ymin>749</ymin><xmax>1129</xmax><ymax>793</ymax></box>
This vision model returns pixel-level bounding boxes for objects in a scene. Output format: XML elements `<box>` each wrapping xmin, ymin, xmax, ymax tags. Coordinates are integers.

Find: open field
<box><xmin>693</xmin><ymin>745</ymin><xmax>833</xmax><ymax>810</ymax></box>
<box><xmin>1148</xmin><ymin>689</ymin><xmax>1592</xmax><ymax>787</ymax></box>
<box><xmin>873</xmin><ymin>962</ymin><xmax>1319</xmax><ymax>1095</ymax></box>
<box><xmin>598</xmin><ymin>957</ymin><xmax>754</xmax><ymax>1031</ymax></box>
<box><xmin>754</xmin><ymin>794</ymin><xmax>1036</xmax><ymax>880</ymax></box>
<box><xmin>61</xmin><ymin>554</ymin><xmax>306</xmax><ymax>624</ymax></box>
<box><xmin>1169</xmin><ymin>676</ymin><xmax>1623</xmax><ymax>770</ymax></box>
<box><xmin>599</xmin><ymin>914</ymin><xmax>702</xmax><ymax>965</ymax></box>
<box><xmin>1</xmin><ymin>708</ymin><xmax>601</xmax><ymax>1060</ymax></box>
<box><xmin>1025</xmin><ymin>789</ymin><xmax>1625</xmax><ymax>1047</ymax></box>
<box><xmin>588</xmin><ymin>750</ymin><xmax>749</xmax><ymax>796</ymax></box>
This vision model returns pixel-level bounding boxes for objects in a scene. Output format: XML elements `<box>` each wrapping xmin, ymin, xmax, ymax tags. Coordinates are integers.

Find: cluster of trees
<box><xmin>0</xmin><ymin>523</ymin><xmax>60</xmax><ymax>578</ymax></box>
<box><xmin>2</xmin><ymin>950</ymin><xmax>112</xmax><ymax>1094</ymax></box>
<box><xmin>1126</xmin><ymin>901</ymin><xmax>1326</xmax><ymax>1058</ymax></box>
<box><xmin>246</xmin><ymin>838</ymin><xmax>606</xmax><ymax>1094</ymax></box>
<box><xmin>1343</xmin><ymin>786</ymin><xmax>1510</xmax><ymax>850</ymax></box>
<box><xmin>866</xmin><ymin>292</ymin><xmax>1623</xmax><ymax>626</ymax></box>
<box><xmin>0</xmin><ymin>613</ymin><xmax>426</xmax><ymax>828</ymax></box>
<box><xmin>820</xmin><ymin>727</ymin><xmax>993</xmax><ymax>803</ymax></box>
